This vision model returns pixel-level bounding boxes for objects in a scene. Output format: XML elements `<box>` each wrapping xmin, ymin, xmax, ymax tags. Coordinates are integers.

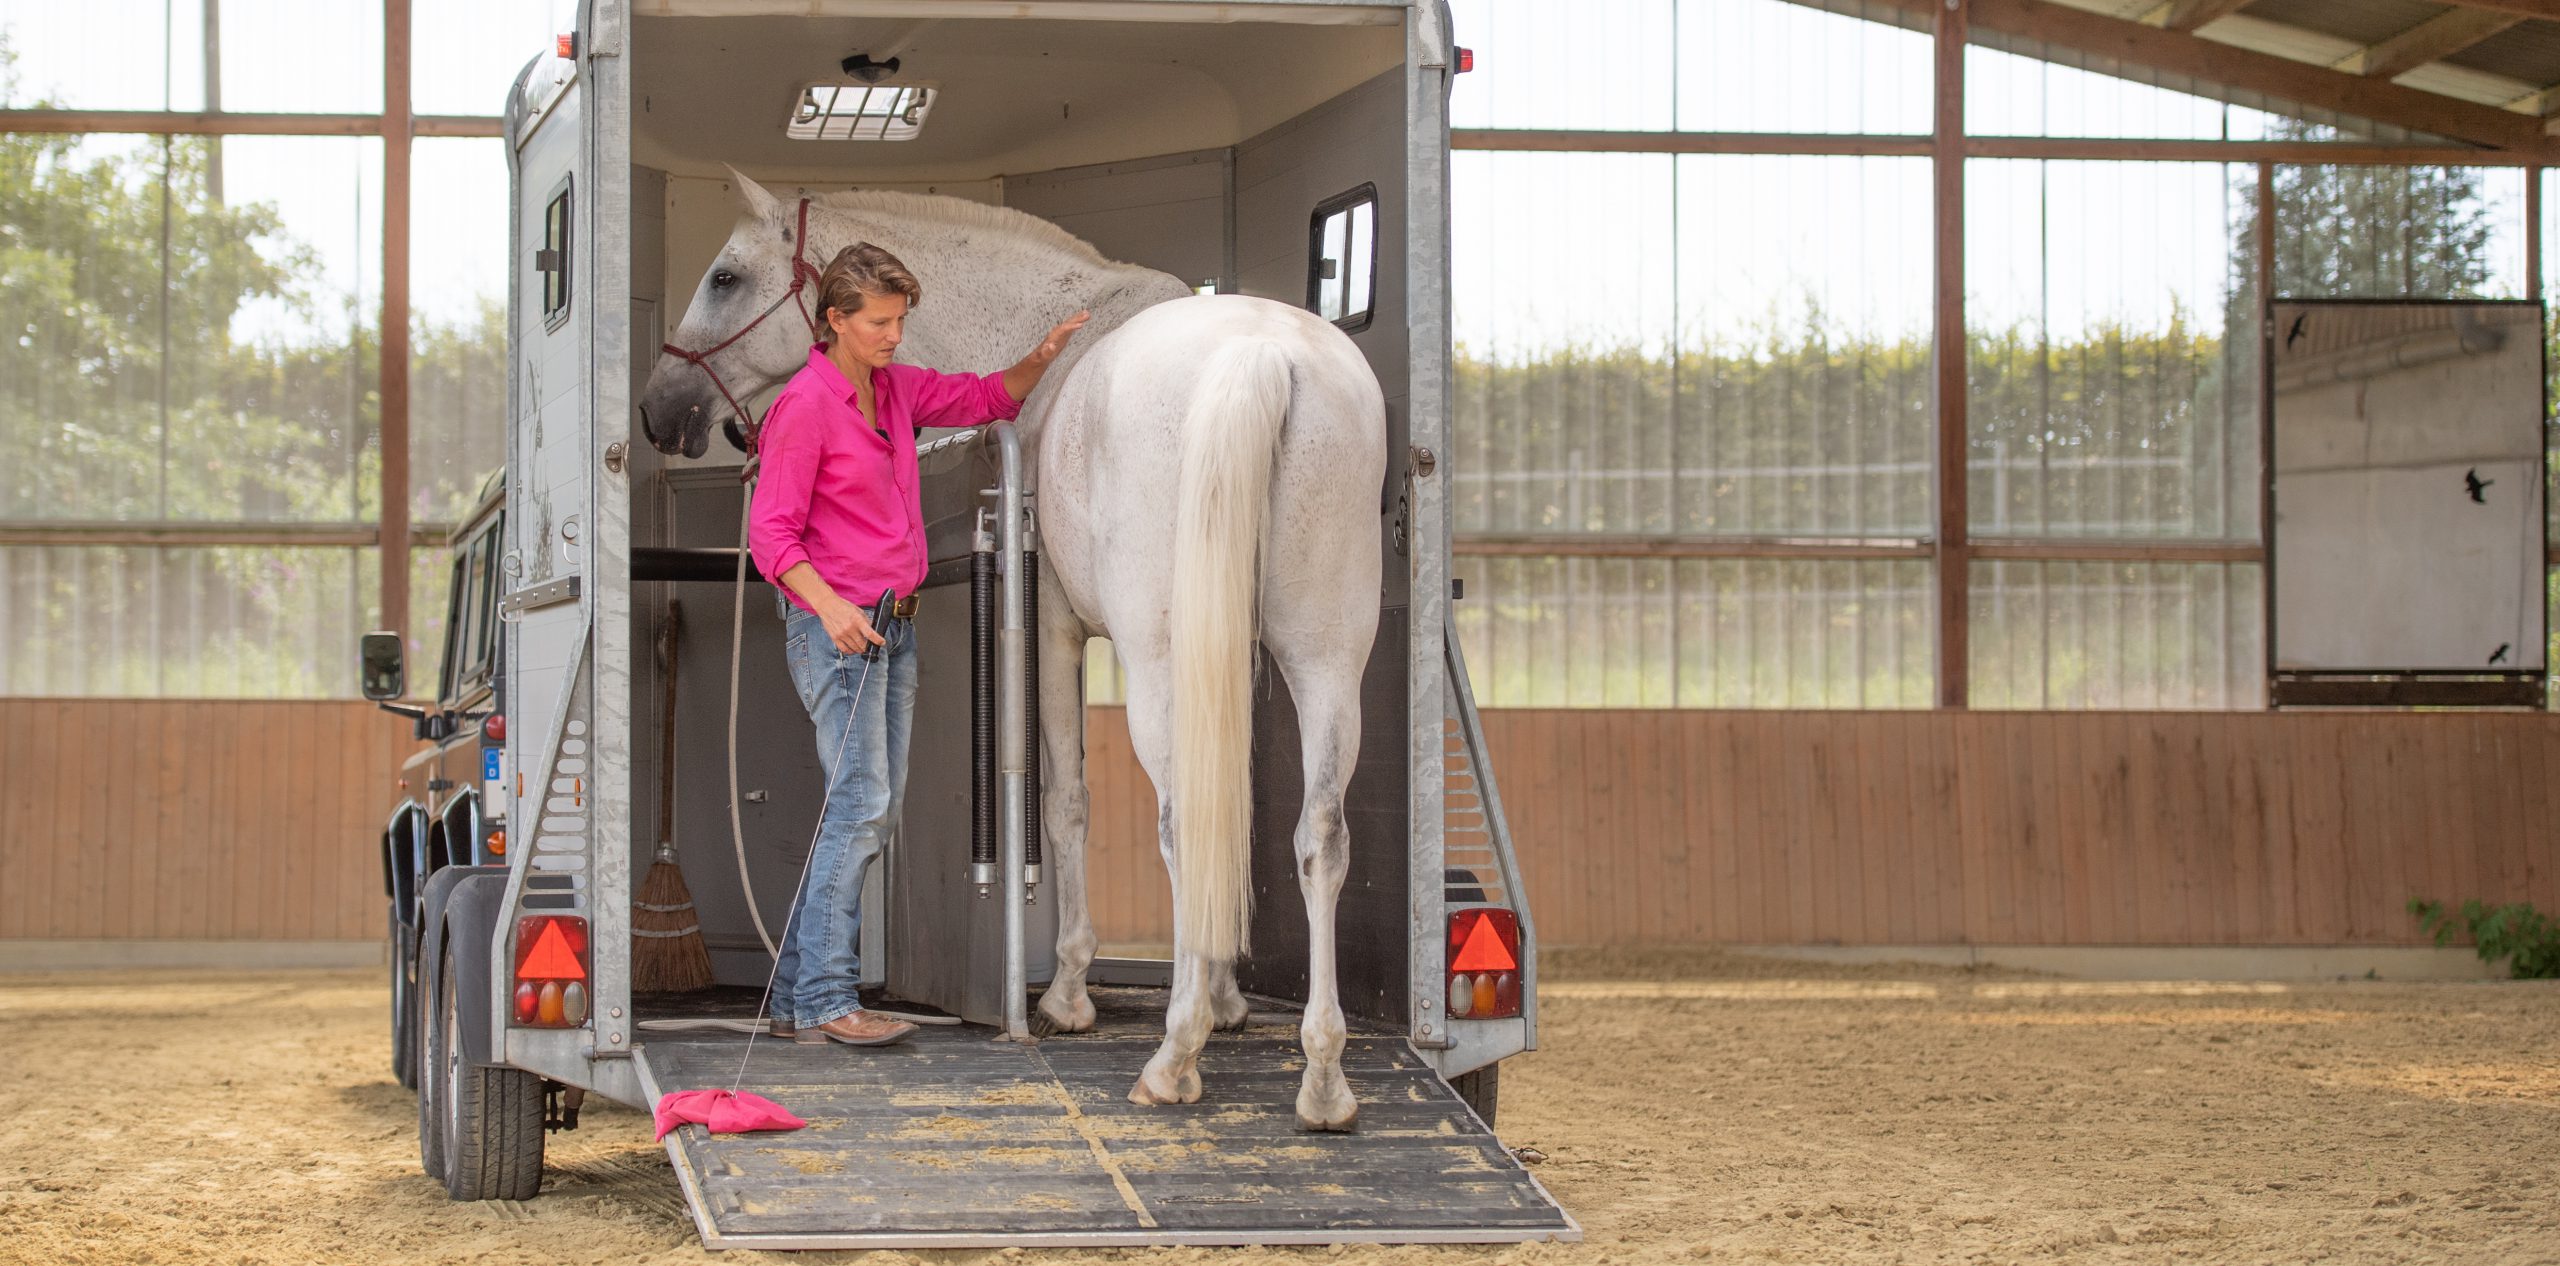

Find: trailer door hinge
<box><xmin>499</xmin><ymin>575</ymin><xmax>582</xmax><ymax>619</ymax></box>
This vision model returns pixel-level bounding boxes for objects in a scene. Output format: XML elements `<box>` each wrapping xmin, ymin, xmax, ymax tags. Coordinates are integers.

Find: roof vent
<box><xmin>788</xmin><ymin>83</ymin><xmax>935</xmax><ymax>142</ymax></box>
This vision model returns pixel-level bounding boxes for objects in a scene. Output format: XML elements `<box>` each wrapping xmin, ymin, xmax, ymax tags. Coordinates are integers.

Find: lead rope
<box><xmin>730</xmin><ymin>615</ymin><xmax>879</xmax><ymax>1092</ymax></box>
<box><xmin>727</xmin><ymin>459</ymin><xmax>780</xmax><ymax>958</ymax></box>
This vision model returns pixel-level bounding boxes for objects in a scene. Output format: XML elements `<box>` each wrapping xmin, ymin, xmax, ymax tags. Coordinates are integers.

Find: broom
<box><xmin>635</xmin><ymin>600</ymin><xmax>717</xmax><ymax>992</ymax></box>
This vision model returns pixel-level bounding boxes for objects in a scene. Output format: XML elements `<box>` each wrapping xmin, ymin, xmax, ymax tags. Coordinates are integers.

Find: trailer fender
<box><xmin>420</xmin><ymin>865</ymin><xmax>511</xmax><ymax>1069</ymax></box>
<box><xmin>438</xmin><ymin>788</ymin><xmax>488</xmax><ymax>868</ymax></box>
<box><xmin>386</xmin><ymin>799</ymin><xmax>430</xmax><ymax>911</ymax></box>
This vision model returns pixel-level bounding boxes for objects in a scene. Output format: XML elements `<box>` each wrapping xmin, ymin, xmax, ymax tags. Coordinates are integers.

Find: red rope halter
<box><xmin>659</xmin><ymin>197</ymin><xmax>825</xmax><ymax>455</ymax></box>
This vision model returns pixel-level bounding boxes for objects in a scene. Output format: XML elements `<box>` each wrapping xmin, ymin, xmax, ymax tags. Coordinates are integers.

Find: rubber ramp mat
<box><xmin>635</xmin><ymin>987</ymin><xmax>1577</xmax><ymax>1249</ymax></box>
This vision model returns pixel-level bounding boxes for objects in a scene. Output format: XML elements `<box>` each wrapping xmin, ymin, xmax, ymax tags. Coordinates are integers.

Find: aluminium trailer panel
<box><xmin>489</xmin><ymin>0</ymin><xmax>645</xmax><ymax>1107</ymax></box>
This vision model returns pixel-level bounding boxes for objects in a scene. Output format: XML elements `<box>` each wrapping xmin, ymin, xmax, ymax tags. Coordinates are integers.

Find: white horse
<box><xmin>637</xmin><ymin>175</ymin><xmax>1385</xmax><ymax>1131</ymax></box>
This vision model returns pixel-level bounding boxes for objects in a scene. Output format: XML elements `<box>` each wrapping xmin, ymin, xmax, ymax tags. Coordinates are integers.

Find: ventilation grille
<box><xmin>527</xmin><ymin>718</ymin><xmax>590</xmax><ymax>911</ymax></box>
<box><xmin>1442</xmin><ymin>715</ymin><xmax>1508</xmax><ymax>908</ymax></box>
<box><xmin>788</xmin><ymin>83</ymin><xmax>935</xmax><ymax>141</ymax></box>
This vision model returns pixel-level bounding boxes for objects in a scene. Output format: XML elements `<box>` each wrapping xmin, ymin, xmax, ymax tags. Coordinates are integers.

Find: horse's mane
<box><xmin>808</xmin><ymin>188</ymin><xmax>1112</xmax><ymax>268</ymax></box>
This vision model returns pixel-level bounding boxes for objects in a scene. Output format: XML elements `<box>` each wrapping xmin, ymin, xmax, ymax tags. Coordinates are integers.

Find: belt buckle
<box><xmin>892</xmin><ymin>594</ymin><xmax>921</xmax><ymax>620</ymax></box>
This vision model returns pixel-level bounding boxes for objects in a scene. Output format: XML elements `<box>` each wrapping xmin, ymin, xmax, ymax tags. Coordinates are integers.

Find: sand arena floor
<box><xmin>3</xmin><ymin>948</ymin><xmax>2556</xmax><ymax>1264</ymax></box>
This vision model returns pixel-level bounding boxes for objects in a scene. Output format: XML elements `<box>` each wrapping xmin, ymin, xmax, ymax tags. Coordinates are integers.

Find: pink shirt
<box><xmin>750</xmin><ymin>345</ymin><xmax>1023</xmax><ymax>610</ymax></box>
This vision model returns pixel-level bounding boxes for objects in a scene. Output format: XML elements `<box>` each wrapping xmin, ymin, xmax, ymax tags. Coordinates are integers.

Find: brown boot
<box><xmin>811</xmin><ymin>1010</ymin><xmax>918</xmax><ymax>1047</ymax></box>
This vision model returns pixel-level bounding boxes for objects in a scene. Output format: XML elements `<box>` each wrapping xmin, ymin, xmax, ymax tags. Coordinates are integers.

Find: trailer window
<box><xmin>539</xmin><ymin>179</ymin><xmax>572</xmax><ymax>330</ymax></box>
<box><xmin>787</xmin><ymin>83</ymin><xmax>936</xmax><ymax>142</ymax></box>
<box><xmin>1307</xmin><ymin>185</ymin><xmax>1377</xmax><ymax>333</ymax></box>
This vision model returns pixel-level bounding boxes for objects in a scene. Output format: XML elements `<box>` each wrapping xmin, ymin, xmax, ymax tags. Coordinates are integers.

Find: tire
<box><xmin>417</xmin><ymin>947</ymin><xmax>446</xmax><ymax>1182</ymax></box>
<box><xmin>1452</xmin><ymin>1064</ymin><xmax>1500</xmax><ymax>1128</ymax></box>
<box><xmin>390</xmin><ymin>905</ymin><xmax>418</xmax><ymax>1091</ymax></box>
<box><xmin>435</xmin><ymin>949</ymin><xmax>546</xmax><ymax>1201</ymax></box>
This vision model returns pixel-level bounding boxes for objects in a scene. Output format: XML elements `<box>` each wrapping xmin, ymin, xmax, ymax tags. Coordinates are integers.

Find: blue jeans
<box><xmin>768</xmin><ymin>600</ymin><xmax>917</xmax><ymax>1028</ymax></box>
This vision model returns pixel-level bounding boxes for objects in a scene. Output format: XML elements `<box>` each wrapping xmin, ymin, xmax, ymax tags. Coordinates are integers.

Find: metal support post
<box><xmin>993</xmin><ymin>423</ymin><xmax>1030</xmax><ymax>1042</ymax></box>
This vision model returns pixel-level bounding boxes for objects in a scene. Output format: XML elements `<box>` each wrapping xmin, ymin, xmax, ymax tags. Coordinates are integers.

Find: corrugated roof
<box><xmin>2239</xmin><ymin>0</ymin><xmax>2452</xmax><ymax>51</ymax></box>
<box><xmin>2121</xmin><ymin>0</ymin><xmax>2560</xmax><ymax>109</ymax></box>
<box><xmin>2442</xmin><ymin>20</ymin><xmax>2560</xmax><ymax>88</ymax></box>
<box><xmin>1790</xmin><ymin>0</ymin><xmax>2447</xmax><ymax>141</ymax></box>
<box><xmin>1895</xmin><ymin>0</ymin><xmax>2560</xmax><ymax>140</ymax></box>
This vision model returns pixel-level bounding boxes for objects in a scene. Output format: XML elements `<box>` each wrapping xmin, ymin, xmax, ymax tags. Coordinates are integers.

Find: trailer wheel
<box><xmin>1452</xmin><ymin>1065</ymin><xmax>1499</xmax><ymax>1127</ymax></box>
<box><xmin>434</xmin><ymin>948</ymin><xmax>545</xmax><ymax>1201</ymax></box>
<box><xmin>390</xmin><ymin>905</ymin><xmax>418</xmax><ymax>1091</ymax></box>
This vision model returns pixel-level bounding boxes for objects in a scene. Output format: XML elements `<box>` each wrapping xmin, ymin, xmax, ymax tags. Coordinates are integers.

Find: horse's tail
<box><xmin>1171</xmin><ymin>336</ymin><xmax>1291</xmax><ymax>964</ymax></box>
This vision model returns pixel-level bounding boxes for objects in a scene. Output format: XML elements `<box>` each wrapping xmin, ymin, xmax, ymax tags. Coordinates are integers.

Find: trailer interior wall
<box><xmin>1234</xmin><ymin>70</ymin><xmax>1413</xmax><ymax>1026</ymax></box>
<box><xmin>620</xmin><ymin>6</ymin><xmax>1415</xmax><ymax>1026</ymax></box>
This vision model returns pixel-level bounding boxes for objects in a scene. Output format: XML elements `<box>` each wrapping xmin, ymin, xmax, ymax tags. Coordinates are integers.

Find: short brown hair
<box><xmin>814</xmin><ymin>242</ymin><xmax>922</xmax><ymax>323</ymax></box>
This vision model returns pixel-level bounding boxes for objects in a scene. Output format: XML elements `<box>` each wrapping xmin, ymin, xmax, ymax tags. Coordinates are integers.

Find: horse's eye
<box><xmin>712</xmin><ymin>269</ymin><xmax>737</xmax><ymax>289</ymax></box>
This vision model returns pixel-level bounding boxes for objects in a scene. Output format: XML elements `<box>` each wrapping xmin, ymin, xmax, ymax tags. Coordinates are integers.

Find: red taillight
<box><xmin>1447</xmin><ymin>907</ymin><xmax>1521</xmax><ymax>1019</ymax></box>
<box><xmin>511</xmin><ymin>915</ymin><xmax>589</xmax><ymax>1028</ymax></box>
<box><xmin>555</xmin><ymin>33</ymin><xmax>575</xmax><ymax>59</ymax></box>
<box><xmin>482</xmin><ymin>713</ymin><xmax>505</xmax><ymax>741</ymax></box>
<box><xmin>1455</xmin><ymin>46</ymin><xmax>1474</xmax><ymax>74</ymax></box>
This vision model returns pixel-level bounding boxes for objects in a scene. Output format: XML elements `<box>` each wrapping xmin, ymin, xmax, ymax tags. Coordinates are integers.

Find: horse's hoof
<box><xmin>1295</xmin><ymin>1103</ymin><xmax>1359</xmax><ymax>1133</ymax></box>
<box><xmin>1213</xmin><ymin>1007</ymin><xmax>1251</xmax><ymax>1033</ymax></box>
<box><xmin>1128</xmin><ymin>1067</ymin><xmax>1201</xmax><ymax>1106</ymax></box>
<box><xmin>1033</xmin><ymin>993</ymin><xmax>1095</xmax><ymax>1037</ymax></box>
<box><xmin>1296</xmin><ymin>1078</ymin><xmax>1358</xmax><ymax>1132</ymax></box>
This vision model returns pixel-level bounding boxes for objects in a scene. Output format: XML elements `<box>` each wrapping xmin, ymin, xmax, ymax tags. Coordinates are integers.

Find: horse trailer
<box><xmin>367</xmin><ymin>0</ymin><xmax>1570</xmax><ymax>1247</ymax></box>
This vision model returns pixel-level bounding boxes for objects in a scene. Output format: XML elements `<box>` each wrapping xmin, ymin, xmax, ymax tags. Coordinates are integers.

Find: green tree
<box><xmin>0</xmin><ymin>40</ymin><xmax>505</xmax><ymax>695</ymax></box>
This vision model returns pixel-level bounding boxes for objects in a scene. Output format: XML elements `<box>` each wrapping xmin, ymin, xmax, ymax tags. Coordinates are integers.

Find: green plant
<box><xmin>2408</xmin><ymin>897</ymin><xmax>2560</xmax><ymax>980</ymax></box>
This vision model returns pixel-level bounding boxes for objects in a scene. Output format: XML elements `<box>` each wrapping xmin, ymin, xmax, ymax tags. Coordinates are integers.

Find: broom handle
<box><xmin>658</xmin><ymin>601</ymin><xmax>682</xmax><ymax>852</ymax></box>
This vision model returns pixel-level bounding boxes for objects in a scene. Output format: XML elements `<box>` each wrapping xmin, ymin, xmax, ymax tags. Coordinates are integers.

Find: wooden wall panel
<box><xmin>7</xmin><ymin>701</ymin><xmax>2557</xmax><ymax>949</ymax></box>
<box><xmin>0</xmin><ymin>700</ymin><xmax>419</xmax><ymax>941</ymax></box>
<box><xmin>1082</xmin><ymin>708</ymin><xmax>2560</xmax><ymax>950</ymax></box>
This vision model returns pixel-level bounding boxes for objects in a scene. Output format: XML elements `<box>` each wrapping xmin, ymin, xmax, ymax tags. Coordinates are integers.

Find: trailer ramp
<box><xmin>635</xmin><ymin>986</ymin><xmax>1577</xmax><ymax>1249</ymax></box>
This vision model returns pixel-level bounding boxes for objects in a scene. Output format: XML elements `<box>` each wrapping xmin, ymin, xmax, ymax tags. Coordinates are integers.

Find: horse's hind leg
<box><xmin>1130</xmin><ymin>795</ymin><xmax>1215</xmax><ymax>1105</ymax></box>
<box><xmin>1121</xmin><ymin>668</ymin><xmax>1211</xmax><ymax>1105</ymax></box>
<box><xmin>1285</xmin><ymin>669</ymin><xmax>1362</xmax><ymax>1133</ymax></box>
<box><xmin>1208</xmin><ymin>959</ymin><xmax>1250</xmax><ymax>1031</ymax></box>
<box><xmin>1033</xmin><ymin>590</ymin><xmax>1098</xmax><ymax>1037</ymax></box>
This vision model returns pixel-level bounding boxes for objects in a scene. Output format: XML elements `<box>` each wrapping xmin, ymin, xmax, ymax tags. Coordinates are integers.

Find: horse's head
<box><xmin>637</xmin><ymin>170</ymin><xmax>815</xmax><ymax>458</ymax></box>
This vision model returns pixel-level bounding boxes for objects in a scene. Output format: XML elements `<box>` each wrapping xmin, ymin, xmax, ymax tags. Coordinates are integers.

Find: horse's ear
<box><xmin>725</xmin><ymin>165</ymin><xmax>780</xmax><ymax>223</ymax></box>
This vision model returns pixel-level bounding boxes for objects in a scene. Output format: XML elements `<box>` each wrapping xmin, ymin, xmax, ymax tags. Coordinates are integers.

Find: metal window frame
<box><xmin>1306</xmin><ymin>181</ymin><xmax>1381</xmax><ymax>332</ymax></box>
<box><xmin>539</xmin><ymin>174</ymin><xmax>576</xmax><ymax>330</ymax></box>
<box><xmin>3</xmin><ymin>0</ymin><xmax>2555</xmax><ymax>708</ymax></box>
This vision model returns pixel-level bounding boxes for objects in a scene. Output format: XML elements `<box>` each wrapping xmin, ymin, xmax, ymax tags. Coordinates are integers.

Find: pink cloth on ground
<box><xmin>652</xmin><ymin>1088</ymin><xmax>807</xmax><ymax>1140</ymax></box>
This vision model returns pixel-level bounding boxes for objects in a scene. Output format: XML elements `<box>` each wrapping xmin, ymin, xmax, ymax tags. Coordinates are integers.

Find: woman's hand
<box><xmin>1004</xmin><ymin>310</ymin><xmax>1092</xmax><ymax>401</ymax></box>
<box><xmin>817</xmin><ymin>594</ymin><xmax>886</xmax><ymax>655</ymax></box>
<box><xmin>1030</xmin><ymin>311</ymin><xmax>1091</xmax><ymax>365</ymax></box>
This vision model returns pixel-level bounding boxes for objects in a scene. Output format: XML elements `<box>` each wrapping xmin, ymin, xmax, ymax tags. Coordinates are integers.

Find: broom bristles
<box><xmin>634</xmin><ymin>853</ymin><xmax>716</xmax><ymax>993</ymax></box>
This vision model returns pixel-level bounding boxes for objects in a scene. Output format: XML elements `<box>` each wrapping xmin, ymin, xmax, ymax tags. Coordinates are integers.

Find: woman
<box><xmin>749</xmin><ymin>241</ymin><xmax>1089</xmax><ymax>1047</ymax></box>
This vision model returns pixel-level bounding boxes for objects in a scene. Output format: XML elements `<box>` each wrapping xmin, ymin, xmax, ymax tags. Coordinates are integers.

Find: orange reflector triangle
<box><xmin>1450</xmin><ymin>913</ymin><xmax>1517</xmax><ymax>974</ymax></box>
<box><xmin>521</xmin><ymin>919</ymin><xmax>586</xmax><ymax>980</ymax></box>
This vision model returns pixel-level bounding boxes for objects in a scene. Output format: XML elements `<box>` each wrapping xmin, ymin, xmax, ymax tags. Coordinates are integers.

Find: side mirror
<box><xmin>359</xmin><ymin>631</ymin><xmax>407</xmax><ymax>702</ymax></box>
